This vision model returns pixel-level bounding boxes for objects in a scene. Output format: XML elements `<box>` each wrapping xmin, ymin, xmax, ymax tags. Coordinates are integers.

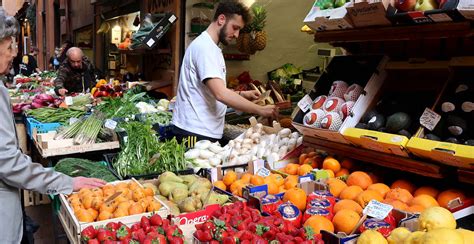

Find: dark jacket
<box><xmin>54</xmin><ymin>57</ymin><xmax>96</xmax><ymax>95</ymax></box>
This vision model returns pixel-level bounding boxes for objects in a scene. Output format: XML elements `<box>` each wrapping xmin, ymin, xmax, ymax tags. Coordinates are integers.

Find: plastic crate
<box><xmin>23</xmin><ymin>190</ymin><xmax>51</xmax><ymax>207</ymax></box>
<box><xmin>25</xmin><ymin>117</ymin><xmax>61</xmax><ymax>140</ymax></box>
<box><xmin>103</xmin><ymin>153</ymin><xmax>194</xmax><ymax>180</ymax></box>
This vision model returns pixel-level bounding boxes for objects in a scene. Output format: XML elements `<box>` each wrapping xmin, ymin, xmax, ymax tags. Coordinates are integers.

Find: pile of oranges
<box><xmin>213</xmin><ymin>171</ymin><xmax>299</xmax><ymax>197</ymax></box>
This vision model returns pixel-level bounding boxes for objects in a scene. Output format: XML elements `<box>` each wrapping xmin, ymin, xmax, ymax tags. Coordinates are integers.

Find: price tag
<box><xmin>298</xmin><ymin>95</ymin><xmax>313</xmax><ymax>113</ymax></box>
<box><xmin>123</xmin><ymin>136</ymin><xmax>128</xmax><ymax>144</ymax></box>
<box><xmin>69</xmin><ymin>118</ymin><xmax>79</xmax><ymax>125</ymax></box>
<box><xmin>15</xmin><ymin>83</ymin><xmax>21</xmax><ymax>92</ymax></box>
<box><xmin>299</xmin><ymin>175</ymin><xmax>313</xmax><ymax>183</ymax></box>
<box><xmin>293</xmin><ymin>79</ymin><xmax>302</xmax><ymax>85</ymax></box>
<box><xmin>363</xmin><ymin>200</ymin><xmax>393</xmax><ymax>220</ymax></box>
<box><xmin>252</xmin><ymin>159</ymin><xmax>265</xmax><ymax>174</ymax></box>
<box><xmin>105</xmin><ymin>119</ymin><xmax>118</xmax><ymax>130</ymax></box>
<box><xmin>419</xmin><ymin>108</ymin><xmax>441</xmax><ymax>131</ymax></box>
<box><xmin>210</xmin><ymin>168</ymin><xmax>218</xmax><ymax>182</ymax></box>
<box><xmin>256</xmin><ymin>168</ymin><xmax>271</xmax><ymax>177</ymax></box>
<box><xmin>65</xmin><ymin>96</ymin><xmax>73</xmax><ymax>106</ymax></box>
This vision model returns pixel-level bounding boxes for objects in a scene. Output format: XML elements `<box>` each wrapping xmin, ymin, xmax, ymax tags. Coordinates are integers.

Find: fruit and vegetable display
<box><xmin>67</xmin><ymin>180</ymin><xmax>163</xmax><ymax>223</ymax></box>
<box><xmin>303</xmin><ymin>80</ymin><xmax>364</xmax><ymax>131</ymax></box>
<box><xmin>427</xmin><ymin>82</ymin><xmax>474</xmax><ymax>146</ymax></box>
<box><xmin>144</xmin><ymin>172</ymin><xmax>231</xmax><ymax>215</ymax></box>
<box><xmin>24</xmin><ymin>107</ymin><xmax>86</xmax><ymax>124</ymax></box>
<box><xmin>91</xmin><ymin>79</ymin><xmax>123</xmax><ymax>98</ymax></box>
<box><xmin>185</xmin><ymin>124</ymin><xmax>302</xmax><ymax>169</ymax></box>
<box><xmin>54</xmin><ymin>112</ymin><xmax>114</xmax><ymax>145</ymax></box>
<box><xmin>393</xmin><ymin>0</ymin><xmax>446</xmax><ymax>12</ymax></box>
<box><xmin>80</xmin><ymin>214</ymin><xmax>184</xmax><ymax>243</ymax></box>
<box><xmin>314</xmin><ymin>0</ymin><xmax>350</xmax><ymax>10</ymax></box>
<box><xmin>355</xmin><ymin>91</ymin><xmax>437</xmax><ymax>138</ymax></box>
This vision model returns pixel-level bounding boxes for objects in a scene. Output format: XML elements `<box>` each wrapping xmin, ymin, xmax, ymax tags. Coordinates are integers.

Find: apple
<box><xmin>415</xmin><ymin>0</ymin><xmax>438</xmax><ymax>11</ymax></box>
<box><xmin>438</xmin><ymin>0</ymin><xmax>448</xmax><ymax>8</ymax></box>
<box><xmin>395</xmin><ymin>0</ymin><xmax>417</xmax><ymax>11</ymax></box>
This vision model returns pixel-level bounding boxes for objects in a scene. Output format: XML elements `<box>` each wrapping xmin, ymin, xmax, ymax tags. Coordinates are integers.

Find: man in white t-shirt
<box><xmin>172</xmin><ymin>0</ymin><xmax>278</xmax><ymax>145</ymax></box>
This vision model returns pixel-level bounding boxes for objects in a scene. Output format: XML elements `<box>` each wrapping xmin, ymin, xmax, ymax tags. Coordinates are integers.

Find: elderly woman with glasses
<box><xmin>0</xmin><ymin>8</ymin><xmax>106</xmax><ymax>243</ymax></box>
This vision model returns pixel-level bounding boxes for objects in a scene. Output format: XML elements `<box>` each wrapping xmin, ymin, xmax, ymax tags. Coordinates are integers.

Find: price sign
<box><xmin>209</xmin><ymin>168</ymin><xmax>218</xmax><ymax>182</ymax></box>
<box><xmin>65</xmin><ymin>96</ymin><xmax>74</xmax><ymax>106</ymax></box>
<box><xmin>69</xmin><ymin>118</ymin><xmax>79</xmax><ymax>125</ymax></box>
<box><xmin>298</xmin><ymin>95</ymin><xmax>313</xmax><ymax>113</ymax></box>
<box><xmin>256</xmin><ymin>168</ymin><xmax>271</xmax><ymax>177</ymax></box>
<box><xmin>363</xmin><ymin>200</ymin><xmax>393</xmax><ymax>220</ymax></box>
<box><xmin>105</xmin><ymin>119</ymin><xmax>118</xmax><ymax>130</ymax></box>
<box><xmin>419</xmin><ymin>108</ymin><xmax>441</xmax><ymax>131</ymax></box>
<box><xmin>252</xmin><ymin>159</ymin><xmax>265</xmax><ymax>175</ymax></box>
<box><xmin>293</xmin><ymin>79</ymin><xmax>302</xmax><ymax>85</ymax></box>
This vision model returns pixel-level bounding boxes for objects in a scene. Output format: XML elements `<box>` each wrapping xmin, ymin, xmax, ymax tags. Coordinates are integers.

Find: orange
<box><xmin>414</xmin><ymin>186</ymin><xmax>439</xmax><ymax>198</ymax></box>
<box><xmin>298</xmin><ymin>164</ymin><xmax>313</xmax><ymax>176</ymax></box>
<box><xmin>97</xmin><ymin>210</ymin><xmax>114</xmax><ymax>221</ymax></box>
<box><xmin>333</xmin><ymin>199</ymin><xmax>363</xmax><ymax>215</ymax></box>
<box><xmin>267</xmin><ymin>182</ymin><xmax>279</xmax><ymax>195</ymax></box>
<box><xmin>223</xmin><ymin>171</ymin><xmax>237</xmax><ymax>186</ymax></box>
<box><xmin>385</xmin><ymin>188</ymin><xmax>413</xmax><ymax>204</ymax></box>
<box><xmin>346</xmin><ymin>171</ymin><xmax>373</xmax><ymax>190</ymax></box>
<box><xmin>356</xmin><ymin>190</ymin><xmax>384</xmax><ymax>208</ymax></box>
<box><xmin>410</xmin><ymin>195</ymin><xmax>439</xmax><ymax>208</ymax></box>
<box><xmin>368</xmin><ymin>183</ymin><xmax>391</xmax><ymax>198</ymax></box>
<box><xmin>405</xmin><ymin>204</ymin><xmax>425</xmax><ymax>213</ymax></box>
<box><xmin>340</xmin><ymin>158</ymin><xmax>354</xmax><ymax>170</ymax></box>
<box><xmin>230</xmin><ymin>179</ymin><xmax>245</xmax><ymax>193</ymax></box>
<box><xmin>283</xmin><ymin>187</ymin><xmax>307</xmax><ymax>210</ymax></box>
<box><xmin>327</xmin><ymin>178</ymin><xmax>347</xmax><ymax>198</ymax></box>
<box><xmin>278</xmin><ymin>185</ymin><xmax>286</xmax><ymax>193</ymax></box>
<box><xmin>269</xmin><ymin>174</ymin><xmax>284</xmax><ymax>186</ymax></box>
<box><xmin>304</xmin><ymin>215</ymin><xmax>335</xmax><ymax>234</ymax></box>
<box><xmin>285</xmin><ymin>163</ymin><xmax>300</xmax><ymax>175</ymax></box>
<box><xmin>340</xmin><ymin>185</ymin><xmax>364</xmax><ymax>200</ymax></box>
<box><xmin>391</xmin><ymin>179</ymin><xmax>417</xmax><ymax>194</ymax></box>
<box><xmin>332</xmin><ymin>209</ymin><xmax>361</xmax><ymax>234</ymax></box>
<box><xmin>284</xmin><ymin>175</ymin><xmax>299</xmax><ymax>190</ymax></box>
<box><xmin>437</xmin><ymin>189</ymin><xmax>466</xmax><ymax>209</ymax></box>
<box><xmin>322</xmin><ymin>157</ymin><xmax>341</xmax><ymax>173</ymax></box>
<box><xmin>250</xmin><ymin>175</ymin><xmax>265</xmax><ymax>186</ymax></box>
<box><xmin>336</xmin><ymin>168</ymin><xmax>350</xmax><ymax>177</ymax></box>
<box><xmin>383</xmin><ymin>199</ymin><xmax>408</xmax><ymax>210</ymax></box>
<box><xmin>213</xmin><ymin>181</ymin><xmax>227</xmax><ymax>191</ymax></box>
<box><xmin>240</xmin><ymin>173</ymin><xmax>252</xmax><ymax>184</ymax></box>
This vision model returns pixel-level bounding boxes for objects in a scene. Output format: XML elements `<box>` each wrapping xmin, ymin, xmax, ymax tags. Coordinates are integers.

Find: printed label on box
<box><xmin>420</xmin><ymin>108</ymin><xmax>441</xmax><ymax>131</ymax></box>
<box><xmin>363</xmin><ymin>200</ymin><xmax>393</xmax><ymax>220</ymax></box>
<box><xmin>429</xmin><ymin>13</ymin><xmax>452</xmax><ymax>22</ymax></box>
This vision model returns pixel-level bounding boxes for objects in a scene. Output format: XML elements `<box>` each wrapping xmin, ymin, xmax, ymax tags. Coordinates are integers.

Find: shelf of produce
<box><xmin>313</xmin><ymin>21</ymin><xmax>473</xmax><ymax>43</ymax></box>
<box><xmin>457</xmin><ymin>169</ymin><xmax>474</xmax><ymax>185</ymax></box>
<box><xmin>303</xmin><ymin>136</ymin><xmax>449</xmax><ymax>179</ymax></box>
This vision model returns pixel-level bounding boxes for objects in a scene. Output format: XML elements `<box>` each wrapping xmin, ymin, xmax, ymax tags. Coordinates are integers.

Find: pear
<box><xmin>169</xmin><ymin>188</ymin><xmax>188</xmax><ymax>203</ymax></box>
<box><xmin>159</xmin><ymin>172</ymin><xmax>183</xmax><ymax>184</ymax></box>
<box><xmin>158</xmin><ymin>181</ymin><xmax>187</xmax><ymax>197</ymax></box>
<box><xmin>180</xmin><ymin>175</ymin><xmax>198</xmax><ymax>187</ymax></box>
<box><xmin>414</xmin><ymin>0</ymin><xmax>438</xmax><ymax>11</ymax></box>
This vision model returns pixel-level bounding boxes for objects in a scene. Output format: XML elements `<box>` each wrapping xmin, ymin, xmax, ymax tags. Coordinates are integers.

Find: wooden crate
<box><xmin>57</xmin><ymin>179</ymin><xmax>169</xmax><ymax>244</ymax></box>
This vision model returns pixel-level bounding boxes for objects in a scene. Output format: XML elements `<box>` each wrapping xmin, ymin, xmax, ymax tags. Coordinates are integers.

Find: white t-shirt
<box><xmin>172</xmin><ymin>31</ymin><xmax>227</xmax><ymax>139</ymax></box>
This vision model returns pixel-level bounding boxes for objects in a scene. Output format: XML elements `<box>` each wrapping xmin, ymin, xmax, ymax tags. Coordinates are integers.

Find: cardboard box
<box><xmin>304</xmin><ymin>1</ymin><xmax>354</xmax><ymax>31</ymax></box>
<box><xmin>292</xmin><ymin>55</ymin><xmax>388</xmax><ymax>144</ymax></box>
<box><xmin>346</xmin><ymin>1</ymin><xmax>392</xmax><ymax>27</ymax></box>
<box><xmin>457</xmin><ymin>0</ymin><xmax>474</xmax><ymax>20</ymax></box>
<box><xmin>343</xmin><ymin>61</ymin><xmax>449</xmax><ymax>157</ymax></box>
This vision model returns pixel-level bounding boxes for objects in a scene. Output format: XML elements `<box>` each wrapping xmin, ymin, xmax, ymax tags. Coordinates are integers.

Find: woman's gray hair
<box><xmin>0</xmin><ymin>7</ymin><xmax>19</xmax><ymax>40</ymax></box>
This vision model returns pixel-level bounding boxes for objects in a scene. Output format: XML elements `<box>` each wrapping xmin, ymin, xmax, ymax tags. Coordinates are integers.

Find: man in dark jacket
<box><xmin>54</xmin><ymin>47</ymin><xmax>96</xmax><ymax>96</ymax></box>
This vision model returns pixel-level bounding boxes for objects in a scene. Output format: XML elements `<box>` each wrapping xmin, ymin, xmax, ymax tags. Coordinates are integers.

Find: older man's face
<box><xmin>0</xmin><ymin>36</ymin><xmax>17</xmax><ymax>75</ymax></box>
<box><xmin>68</xmin><ymin>52</ymin><xmax>83</xmax><ymax>70</ymax></box>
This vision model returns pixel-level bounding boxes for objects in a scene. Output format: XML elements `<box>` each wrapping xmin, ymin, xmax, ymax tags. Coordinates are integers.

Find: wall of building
<box><xmin>225</xmin><ymin>0</ymin><xmax>333</xmax><ymax>83</ymax></box>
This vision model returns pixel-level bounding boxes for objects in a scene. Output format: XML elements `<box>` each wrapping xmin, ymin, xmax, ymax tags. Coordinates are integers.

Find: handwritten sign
<box><xmin>419</xmin><ymin>108</ymin><xmax>441</xmax><ymax>131</ymax></box>
<box><xmin>363</xmin><ymin>200</ymin><xmax>393</xmax><ymax>220</ymax></box>
<box><xmin>65</xmin><ymin>96</ymin><xmax>73</xmax><ymax>106</ymax></box>
<box><xmin>105</xmin><ymin>119</ymin><xmax>118</xmax><ymax>130</ymax></box>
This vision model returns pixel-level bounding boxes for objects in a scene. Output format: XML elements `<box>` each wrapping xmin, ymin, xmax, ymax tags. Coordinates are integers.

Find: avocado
<box><xmin>446</xmin><ymin>137</ymin><xmax>463</xmax><ymax>144</ymax></box>
<box><xmin>378</xmin><ymin>127</ymin><xmax>387</xmax><ymax>132</ymax></box>
<box><xmin>355</xmin><ymin>123</ymin><xmax>367</xmax><ymax>129</ymax></box>
<box><xmin>386</xmin><ymin>112</ymin><xmax>411</xmax><ymax>133</ymax></box>
<box><xmin>465</xmin><ymin>139</ymin><xmax>474</xmax><ymax>146</ymax></box>
<box><xmin>398</xmin><ymin>130</ymin><xmax>412</xmax><ymax>138</ymax></box>
<box><xmin>367</xmin><ymin>113</ymin><xmax>385</xmax><ymax>131</ymax></box>
<box><xmin>424</xmin><ymin>134</ymin><xmax>441</xmax><ymax>141</ymax></box>
<box><xmin>361</xmin><ymin>110</ymin><xmax>379</xmax><ymax>124</ymax></box>
<box><xmin>446</xmin><ymin>115</ymin><xmax>467</xmax><ymax>136</ymax></box>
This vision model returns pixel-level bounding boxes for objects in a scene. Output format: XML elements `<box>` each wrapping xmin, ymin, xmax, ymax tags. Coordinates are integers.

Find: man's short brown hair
<box><xmin>213</xmin><ymin>0</ymin><xmax>251</xmax><ymax>24</ymax></box>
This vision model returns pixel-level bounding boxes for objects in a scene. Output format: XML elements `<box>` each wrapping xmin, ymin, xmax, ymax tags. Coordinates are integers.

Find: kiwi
<box><xmin>398</xmin><ymin>130</ymin><xmax>412</xmax><ymax>138</ymax></box>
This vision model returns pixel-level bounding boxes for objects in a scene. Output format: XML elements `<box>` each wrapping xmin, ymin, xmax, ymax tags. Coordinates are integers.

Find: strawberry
<box><xmin>251</xmin><ymin>235</ymin><xmax>268</xmax><ymax>244</ymax></box>
<box><xmin>81</xmin><ymin>226</ymin><xmax>98</xmax><ymax>241</ymax></box>
<box><xmin>247</xmin><ymin>222</ymin><xmax>258</xmax><ymax>233</ymax></box>
<box><xmin>131</xmin><ymin>229</ymin><xmax>146</xmax><ymax>243</ymax></box>
<box><xmin>168</xmin><ymin>236</ymin><xmax>184</xmax><ymax>244</ymax></box>
<box><xmin>223</xmin><ymin>236</ymin><xmax>237</xmax><ymax>244</ymax></box>
<box><xmin>131</xmin><ymin>223</ymin><xmax>141</xmax><ymax>231</ymax></box>
<box><xmin>149</xmin><ymin>214</ymin><xmax>163</xmax><ymax>226</ymax></box>
<box><xmin>106</xmin><ymin>222</ymin><xmax>120</xmax><ymax>231</ymax></box>
<box><xmin>294</xmin><ymin>236</ymin><xmax>304</xmax><ymax>243</ymax></box>
<box><xmin>236</xmin><ymin>221</ymin><xmax>248</xmax><ymax>231</ymax></box>
<box><xmin>116</xmin><ymin>225</ymin><xmax>131</xmax><ymax>241</ymax></box>
<box><xmin>240</xmin><ymin>230</ymin><xmax>254</xmax><ymax>241</ymax></box>
<box><xmin>97</xmin><ymin>229</ymin><xmax>115</xmax><ymax>241</ymax></box>
<box><xmin>87</xmin><ymin>239</ymin><xmax>100</xmax><ymax>244</ymax></box>
<box><xmin>194</xmin><ymin>229</ymin><xmax>213</xmax><ymax>242</ymax></box>
<box><xmin>210</xmin><ymin>241</ymin><xmax>220</xmax><ymax>244</ymax></box>
<box><xmin>203</xmin><ymin>221</ymin><xmax>216</xmax><ymax>232</ymax></box>
<box><xmin>241</xmin><ymin>240</ymin><xmax>251</xmax><ymax>244</ymax></box>
<box><xmin>262</xmin><ymin>229</ymin><xmax>276</xmax><ymax>240</ymax></box>
<box><xmin>219</xmin><ymin>213</ymin><xmax>232</xmax><ymax>223</ymax></box>
<box><xmin>141</xmin><ymin>216</ymin><xmax>151</xmax><ymax>230</ymax></box>
<box><xmin>195</xmin><ymin>223</ymin><xmax>204</xmax><ymax>230</ymax></box>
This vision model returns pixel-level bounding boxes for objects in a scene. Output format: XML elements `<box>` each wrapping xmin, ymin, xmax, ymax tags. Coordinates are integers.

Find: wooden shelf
<box><xmin>303</xmin><ymin>136</ymin><xmax>450</xmax><ymax>179</ymax></box>
<box><xmin>457</xmin><ymin>169</ymin><xmax>474</xmax><ymax>185</ymax></box>
<box><xmin>314</xmin><ymin>21</ymin><xmax>474</xmax><ymax>43</ymax></box>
